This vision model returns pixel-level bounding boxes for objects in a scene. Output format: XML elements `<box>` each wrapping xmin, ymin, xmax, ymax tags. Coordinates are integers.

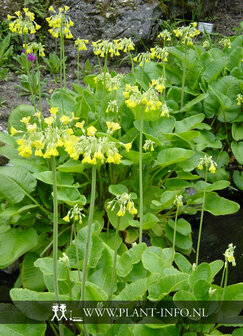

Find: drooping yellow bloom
<box><xmin>60</xmin><ymin>115</ymin><xmax>71</xmax><ymax>124</ymax></box>
<box><xmin>49</xmin><ymin>106</ymin><xmax>58</xmax><ymax>115</ymax></box>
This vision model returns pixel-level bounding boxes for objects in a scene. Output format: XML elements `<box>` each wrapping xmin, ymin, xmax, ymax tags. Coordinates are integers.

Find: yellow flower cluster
<box><xmin>133</xmin><ymin>52</ymin><xmax>151</xmax><ymax>67</ymax></box>
<box><xmin>46</xmin><ymin>6</ymin><xmax>73</xmax><ymax>39</ymax></box>
<box><xmin>157</xmin><ymin>29</ymin><xmax>172</xmax><ymax>43</ymax></box>
<box><xmin>92</xmin><ymin>37</ymin><xmax>135</xmax><ymax>58</ymax></box>
<box><xmin>107</xmin><ymin>192</ymin><xmax>137</xmax><ymax>217</ymax></box>
<box><xmin>202</xmin><ymin>40</ymin><xmax>210</xmax><ymax>49</ymax></box>
<box><xmin>75</xmin><ymin>38</ymin><xmax>89</xmax><ymax>51</ymax></box>
<box><xmin>143</xmin><ymin>139</ymin><xmax>155</xmax><ymax>151</ymax></box>
<box><xmin>173</xmin><ymin>22</ymin><xmax>200</xmax><ymax>46</ymax></box>
<box><xmin>237</xmin><ymin>93</ymin><xmax>243</xmax><ymax>106</ymax></box>
<box><xmin>106</xmin><ymin>121</ymin><xmax>121</xmax><ymax>134</ymax></box>
<box><xmin>23</xmin><ymin>42</ymin><xmax>45</xmax><ymax>57</ymax></box>
<box><xmin>124</xmin><ymin>84</ymin><xmax>167</xmax><ymax>114</ymax></box>
<box><xmin>63</xmin><ymin>204</ymin><xmax>85</xmax><ymax>224</ymax></box>
<box><xmin>150</xmin><ymin>46</ymin><xmax>169</xmax><ymax>62</ymax></box>
<box><xmin>224</xmin><ymin>243</ymin><xmax>236</xmax><ymax>266</ymax></box>
<box><xmin>11</xmin><ymin>109</ymin><xmax>131</xmax><ymax>165</ymax></box>
<box><xmin>198</xmin><ymin>154</ymin><xmax>217</xmax><ymax>174</ymax></box>
<box><xmin>151</xmin><ymin>77</ymin><xmax>166</xmax><ymax>93</ymax></box>
<box><xmin>173</xmin><ymin>195</ymin><xmax>183</xmax><ymax>207</ymax></box>
<box><xmin>219</xmin><ymin>38</ymin><xmax>231</xmax><ymax>49</ymax></box>
<box><xmin>106</xmin><ymin>100</ymin><xmax>119</xmax><ymax>113</ymax></box>
<box><xmin>94</xmin><ymin>73</ymin><xmax>124</xmax><ymax>91</ymax></box>
<box><xmin>8</xmin><ymin>8</ymin><xmax>41</xmax><ymax>35</ymax></box>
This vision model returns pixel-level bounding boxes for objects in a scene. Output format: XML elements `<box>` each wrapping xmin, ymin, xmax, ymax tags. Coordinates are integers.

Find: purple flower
<box><xmin>22</xmin><ymin>49</ymin><xmax>25</xmax><ymax>54</ymax></box>
<box><xmin>27</xmin><ymin>52</ymin><xmax>36</xmax><ymax>62</ymax></box>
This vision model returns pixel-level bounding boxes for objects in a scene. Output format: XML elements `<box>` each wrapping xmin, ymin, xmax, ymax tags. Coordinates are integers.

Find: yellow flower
<box><xmin>49</xmin><ymin>106</ymin><xmax>58</xmax><ymax>115</ymax></box>
<box><xmin>34</xmin><ymin>111</ymin><xmax>42</xmax><ymax>119</ymax></box>
<box><xmin>87</xmin><ymin>126</ymin><xmax>97</xmax><ymax>136</ymax></box>
<box><xmin>117</xmin><ymin>209</ymin><xmax>125</xmax><ymax>216</ymax></box>
<box><xmin>63</xmin><ymin>215</ymin><xmax>70</xmax><ymax>222</ymax></box>
<box><xmin>21</xmin><ymin>116</ymin><xmax>31</xmax><ymax>124</ymax></box>
<box><xmin>130</xmin><ymin>207</ymin><xmax>137</xmax><ymax>215</ymax></box>
<box><xmin>75</xmin><ymin>121</ymin><xmax>85</xmax><ymax>129</ymax></box>
<box><xmin>209</xmin><ymin>163</ymin><xmax>216</xmax><ymax>174</ymax></box>
<box><xmin>123</xmin><ymin>142</ymin><xmax>132</xmax><ymax>152</ymax></box>
<box><xmin>60</xmin><ymin>115</ymin><xmax>70</xmax><ymax>124</ymax></box>
<box><xmin>35</xmin><ymin>149</ymin><xmax>43</xmax><ymax>157</ymax></box>
<box><xmin>49</xmin><ymin>6</ymin><xmax>54</xmax><ymax>11</ymax></box>
<box><xmin>198</xmin><ymin>163</ymin><xmax>203</xmax><ymax>170</ymax></box>
<box><xmin>44</xmin><ymin>116</ymin><xmax>54</xmax><ymax>125</ymax></box>
<box><xmin>10</xmin><ymin>126</ymin><xmax>18</xmax><ymax>136</ymax></box>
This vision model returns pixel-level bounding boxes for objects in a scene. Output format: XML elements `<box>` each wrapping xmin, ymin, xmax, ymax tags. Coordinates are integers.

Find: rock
<box><xmin>0</xmin><ymin>0</ymin><xmax>23</xmax><ymax>21</ymax></box>
<box><xmin>59</xmin><ymin>0</ymin><xmax>164</xmax><ymax>58</ymax></box>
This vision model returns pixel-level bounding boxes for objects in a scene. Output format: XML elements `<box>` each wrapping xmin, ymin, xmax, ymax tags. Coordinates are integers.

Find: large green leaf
<box><xmin>231</xmin><ymin>141</ymin><xmax>243</xmax><ymax>164</ymax></box>
<box><xmin>34</xmin><ymin>171</ymin><xmax>77</xmax><ymax>187</ymax></box>
<box><xmin>148</xmin><ymin>273</ymin><xmax>189</xmax><ymax>300</ymax></box>
<box><xmin>21</xmin><ymin>253</ymin><xmax>46</xmax><ymax>291</ymax></box>
<box><xmin>0</xmin><ymin>228</ymin><xmax>38</xmax><ymax>268</ymax></box>
<box><xmin>7</xmin><ymin>104</ymin><xmax>35</xmax><ymax>132</ymax></box>
<box><xmin>0</xmin><ymin>166</ymin><xmax>37</xmax><ymax>203</ymax></box>
<box><xmin>50</xmin><ymin>89</ymin><xmax>77</xmax><ymax>115</ymax></box>
<box><xmin>66</xmin><ymin>225</ymin><xmax>104</xmax><ymax>269</ymax></box>
<box><xmin>204</xmin><ymin>192</ymin><xmax>240</xmax><ymax>215</ymax></box>
<box><xmin>232</xmin><ymin>124</ymin><xmax>243</xmax><ymax>141</ymax></box>
<box><xmin>117</xmin><ymin>243</ymin><xmax>147</xmax><ymax>277</ymax></box>
<box><xmin>175</xmin><ymin>114</ymin><xmax>205</xmax><ymax>133</ymax></box>
<box><xmin>142</xmin><ymin>246</ymin><xmax>173</xmax><ymax>274</ymax></box>
<box><xmin>201</xmin><ymin>57</ymin><xmax>225</xmax><ymax>83</ymax></box>
<box><xmin>115</xmin><ymin>278</ymin><xmax>149</xmax><ymax>300</ymax></box>
<box><xmin>233</xmin><ymin>170</ymin><xmax>243</xmax><ymax>190</ymax></box>
<box><xmin>157</xmin><ymin>148</ymin><xmax>194</xmax><ymax>168</ymax></box>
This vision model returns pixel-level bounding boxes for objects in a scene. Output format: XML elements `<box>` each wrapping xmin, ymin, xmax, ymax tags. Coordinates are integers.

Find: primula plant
<box><xmin>0</xmin><ymin>4</ymin><xmax>242</xmax><ymax>336</ymax></box>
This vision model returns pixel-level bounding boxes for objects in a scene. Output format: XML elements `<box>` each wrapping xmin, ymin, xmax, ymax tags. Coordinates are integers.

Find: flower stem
<box><xmin>139</xmin><ymin>107</ymin><xmax>144</xmax><ymax>244</ymax></box>
<box><xmin>73</xmin><ymin>221</ymin><xmax>81</xmax><ymax>282</ymax></box>
<box><xmin>81</xmin><ymin>166</ymin><xmax>96</xmax><ymax>301</ymax></box>
<box><xmin>77</xmin><ymin>52</ymin><xmax>80</xmax><ymax>84</ymax></box>
<box><xmin>195</xmin><ymin>167</ymin><xmax>208</xmax><ymax>266</ymax></box>
<box><xmin>24</xmin><ymin>33</ymin><xmax>36</xmax><ymax>111</ymax></box>
<box><xmin>221</xmin><ymin>261</ymin><xmax>228</xmax><ymax>302</ymax></box>
<box><xmin>36</xmin><ymin>54</ymin><xmax>42</xmax><ymax>112</ymax></box>
<box><xmin>109</xmin><ymin>216</ymin><xmax>120</xmax><ymax>300</ymax></box>
<box><xmin>51</xmin><ymin>157</ymin><xmax>64</xmax><ymax>336</ymax></box>
<box><xmin>172</xmin><ymin>205</ymin><xmax>179</xmax><ymax>263</ymax></box>
<box><xmin>180</xmin><ymin>45</ymin><xmax>187</xmax><ymax>109</ymax></box>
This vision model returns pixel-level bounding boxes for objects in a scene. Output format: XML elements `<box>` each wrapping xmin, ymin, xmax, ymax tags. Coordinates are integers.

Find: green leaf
<box><xmin>50</xmin><ymin>89</ymin><xmax>77</xmax><ymax>115</ymax></box>
<box><xmin>0</xmin><ymin>166</ymin><xmax>37</xmax><ymax>203</ymax></box>
<box><xmin>0</xmin><ymin>228</ymin><xmax>38</xmax><ymax>268</ymax></box>
<box><xmin>34</xmin><ymin>171</ymin><xmax>76</xmax><ymax>187</ymax></box>
<box><xmin>204</xmin><ymin>192</ymin><xmax>240</xmax><ymax>215</ymax></box>
<box><xmin>129</xmin><ymin>213</ymin><xmax>160</xmax><ymax>230</ymax></box>
<box><xmin>57</xmin><ymin>160</ymin><xmax>84</xmax><ymax>173</ymax></box>
<box><xmin>164</xmin><ymin>178</ymin><xmax>190</xmax><ymax>190</ymax></box>
<box><xmin>174</xmin><ymin>253</ymin><xmax>192</xmax><ymax>273</ymax></box>
<box><xmin>233</xmin><ymin>170</ymin><xmax>243</xmax><ymax>190</ymax></box>
<box><xmin>105</xmin><ymin>325</ymin><xmax>134</xmax><ymax>336</ymax></box>
<box><xmin>173</xmin><ymin>289</ymin><xmax>197</xmax><ymax>301</ymax></box>
<box><xmin>85</xmin><ymin>282</ymin><xmax>108</xmax><ymax>300</ymax></box>
<box><xmin>189</xmin><ymin>263</ymin><xmax>211</xmax><ymax>289</ymax></box>
<box><xmin>210</xmin><ymin>260</ymin><xmax>224</xmax><ymax>279</ymax></box>
<box><xmin>34</xmin><ymin>257</ymin><xmax>68</xmax><ymax>280</ymax></box>
<box><xmin>0</xmin><ymin>321</ymin><xmax>46</xmax><ymax>336</ymax></box>
<box><xmin>157</xmin><ymin>148</ymin><xmax>194</xmax><ymax>168</ymax></box>
<box><xmin>148</xmin><ymin>273</ymin><xmax>189</xmax><ymax>300</ymax></box>
<box><xmin>89</xmin><ymin>246</ymin><xmax>113</xmax><ymax>294</ymax></box>
<box><xmin>194</xmin><ymin>180</ymin><xmax>230</xmax><ymax>192</ymax></box>
<box><xmin>142</xmin><ymin>246</ymin><xmax>173</xmax><ymax>274</ymax></box>
<box><xmin>165</xmin><ymin>224</ymin><xmax>192</xmax><ymax>250</ymax></box>
<box><xmin>232</xmin><ymin>124</ymin><xmax>243</xmax><ymax>141</ymax></box>
<box><xmin>57</xmin><ymin>187</ymin><xmax>86</xmax><ymax>206</ymax></box>
<box><xmin>231</xmin><ymin>141</ymin><xmax>243</xmax><ymax>164</ymax></box>
<box><xmin>66</xmin><ymin>226</ymin><xmax>104</xmax><ymax>269</ymax></box>
<box><xmin>168</xmin><ymin>218</ymin><xmax>191</xmax><ymax>236</ymax></box>
<box><xmin>202</xmin><ymin>58</ymin><xmax>225</xmax><ymax>83</ymax></box>
<box><xmin>175</xmin><ymin>113</ymin><xmax>205</xmax><ymax>133</ymax></box>
<box><xmin>133</xmin><ymin>324</ymin><xmax>179</xmax><ymax>336</ymax></box>
<box><xmin>7</xmin><ymin>104</ymin><xmax>35</xmax><ymax>132</ymax></box>
<box><xmin>117</xmin><ymin>243</ymin><xmax>147</xmax><ymax>277</ymax></box>
<box><xmin>108</xmin><ymin>184</ymin><xmax>128</xmax><ymax>196</ymax></box>
<box><xmin>180</xmin><ymin>93</ymin><xmax>208</xmax><ymax>113</ymax></box>
<box><xmin>21</xmin><ymin>253</ymin><xmax>46</xmax><ymax>291</ymax></box>
<box><xmin>115</xmin><ymin>278</ymin><xmax>149</xmax><ymax>300</ymax></box>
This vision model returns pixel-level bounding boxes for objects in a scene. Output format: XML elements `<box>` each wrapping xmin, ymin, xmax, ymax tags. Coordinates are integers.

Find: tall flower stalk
<box><xmin>172</xmin><ymin>195</ymin><xmax>183</xmax><ymax>263</ymax></box>
<box><xmin>107</xmin><ymin>192</ymin><xmax>137</xmax><ymax>300</ymax></box>
<box><xmin>196</xmin><ymin>155</ymin><xmax>217</xmax><ymax>266</ymax></box>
